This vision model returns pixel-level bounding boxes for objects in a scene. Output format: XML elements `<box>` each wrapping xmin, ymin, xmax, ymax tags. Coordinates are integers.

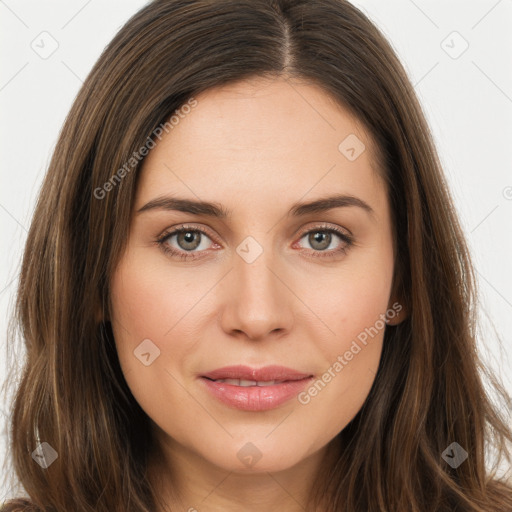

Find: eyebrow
<box><xmin>136</xmin><ymin>193</ymin><xmax>375</xmax><ymax>219</ymax></box>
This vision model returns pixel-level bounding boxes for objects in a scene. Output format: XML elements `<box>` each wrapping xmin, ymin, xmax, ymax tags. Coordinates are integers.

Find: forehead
<box><xmin>136</xmin><ymin>77</ymin><xmax>387</xmax><ymax>218</ymax></box>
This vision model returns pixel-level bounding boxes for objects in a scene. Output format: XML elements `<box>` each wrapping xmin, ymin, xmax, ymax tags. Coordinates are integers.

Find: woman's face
<box><xmin>109</xmin><ymin>76</ymin><xmax>402</xmax><ymax>476</ymax></box>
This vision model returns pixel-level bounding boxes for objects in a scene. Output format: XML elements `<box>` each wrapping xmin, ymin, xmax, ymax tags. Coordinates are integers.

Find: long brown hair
<box><xmin>2</xmin><ymin>0</ymin><xmax>511</xmax><ymax>510</ymax></box>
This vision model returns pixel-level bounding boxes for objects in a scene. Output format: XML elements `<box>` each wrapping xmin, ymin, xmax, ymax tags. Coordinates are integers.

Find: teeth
<box><xmin>239</xmin><ymin>379</ymin><xmax>257</xmax><ymax>387</ymax></box>
<box><xmin>214</xmin><ymin>379</ymin><xmax>278</xmax><ymax>386</ymax></box>
<box><xmin>224</xmin><ymin>378</ymin><xmax>244</xmax><ymax>385</ymax></box>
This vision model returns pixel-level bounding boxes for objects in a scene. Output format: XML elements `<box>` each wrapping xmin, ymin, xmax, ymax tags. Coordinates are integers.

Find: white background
<box><xmin>1</xmin><ymin>0</ymin><xmax>511</xmax><ymax>502</ymax></box>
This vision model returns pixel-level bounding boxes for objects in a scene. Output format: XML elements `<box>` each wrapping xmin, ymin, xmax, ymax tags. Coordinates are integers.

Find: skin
<box><xmin>109</xmin><ymin>76</ymin><xmax>405</xmax><ymax>511</ymax></box>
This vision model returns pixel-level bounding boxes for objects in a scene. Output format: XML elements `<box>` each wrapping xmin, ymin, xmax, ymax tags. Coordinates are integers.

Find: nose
<box><xmin>218</xmin><ymin>240</ymin><xmax>294</xmax><ymax>342</ymax></box>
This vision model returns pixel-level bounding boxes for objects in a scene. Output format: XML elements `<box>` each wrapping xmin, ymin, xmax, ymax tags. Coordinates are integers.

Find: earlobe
<box><xmin>386</xmin><ymin>273</ymin><xmax>408</xmax><ymax>326</ymax></box>
<box><xmin>385</xmin><ymin>299</ymin><xmax>408</xmax><ymax>326</ymax></box>
<box><xmin>95</xmin><ymin>303</ymin><xmax>104</xmax><ymax>324</ymax></box>
<box><xmin>95</xmin><ymin>295</ymin><xmax>110</xmax><ymax>325</ymax></box>
<box><xmin>386</xmin><ymin>262</ymin><xmax>409</xmax><ymax>325</ymax></box>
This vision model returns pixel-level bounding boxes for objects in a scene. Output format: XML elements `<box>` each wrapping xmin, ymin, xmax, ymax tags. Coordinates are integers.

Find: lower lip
<box><xmin>200</xmin><ymin>377</ymin><xmax>313</xmax><ymax>411</ymax></box>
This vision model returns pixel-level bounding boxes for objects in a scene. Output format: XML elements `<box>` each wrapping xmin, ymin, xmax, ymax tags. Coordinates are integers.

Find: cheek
<box><xmin>294</xmin><ymin>241</ymin><xmax>394</xmax><ymax>435</ymax></box>
<box><xmin>108</xmin><ymin>251</ymin><xmax>215</xmax><ymax>448</ymax></box>
<box><xmin>109</xmin><ymin>249</ymin><xmax>202</xmax><ymax>348</ymax></box>
<box><xmin>108</xmin><ymin>251</ymin><xmax>195</xmax><ymax>397</ymax></box>
<box><xmin>110</xmin><ymin>258</ymin><xmax>167</xmax><ymax>346</ymax></box>
<box><xmin>306</xmin><ymin>240</ymin><xmax>394</xmax><ymax>359</ymax></box>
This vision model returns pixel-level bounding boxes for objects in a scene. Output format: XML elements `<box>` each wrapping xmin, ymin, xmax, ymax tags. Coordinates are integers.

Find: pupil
<box><xmin>311</xmin><ymin>231</ymin><xmax>330</xmax><ymax>250</ymax></box>
<box><xmin>178</xmin><ymin>231</ymin><xmax>200</xmax><ymax>250</ymax></box>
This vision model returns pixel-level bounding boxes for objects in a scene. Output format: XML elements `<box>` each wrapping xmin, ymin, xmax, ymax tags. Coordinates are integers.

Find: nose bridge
<box><xmin>236</xmin><ymin>235</ymin><xmax>279</xmax><ymax>300</ymax></box>
<box><xmin>220</xmin><ymin>233</ymin><xmax>293</xmax><ymax>340</ymax></box>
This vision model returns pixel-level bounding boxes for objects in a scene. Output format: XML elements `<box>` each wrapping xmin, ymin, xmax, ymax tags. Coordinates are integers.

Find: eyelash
<box><xmin>155</xmin><ymin>224</ymin><xmax>354</xmax><ymax>261</ymax></box>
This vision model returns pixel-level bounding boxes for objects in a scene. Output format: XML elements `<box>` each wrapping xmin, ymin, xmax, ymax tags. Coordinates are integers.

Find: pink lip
<box><xmin>202</xmin><ymin>365</ymin><xmax>311</xmax><ymax>382</ymax></box>
<box><xmin>200</xmin><ymin>365</ymin><xmax>314</xmax><ymax>411</ymax></box>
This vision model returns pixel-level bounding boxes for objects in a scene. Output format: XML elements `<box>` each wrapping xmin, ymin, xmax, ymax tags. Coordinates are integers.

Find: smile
<box><xmin>200</xmin><ymin>365</ymin><xmax>314</xmax><ymax>411</ymax></box>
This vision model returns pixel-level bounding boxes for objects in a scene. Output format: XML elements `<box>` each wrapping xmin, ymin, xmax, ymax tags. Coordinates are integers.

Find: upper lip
<box><xmin>201</xmin><ymin>365</ymin><xmax>312</xmax><ymax>382</ymax></box>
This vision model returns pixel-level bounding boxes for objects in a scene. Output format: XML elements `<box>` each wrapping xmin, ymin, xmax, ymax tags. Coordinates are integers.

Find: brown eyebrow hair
<box><xmin>136</xmin><ymin>193</ymin><xmax>375</xmax><ymax>219</ymax></box>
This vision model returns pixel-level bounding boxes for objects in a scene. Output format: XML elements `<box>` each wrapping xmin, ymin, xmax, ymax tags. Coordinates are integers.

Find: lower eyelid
<box><xmin>294</xmin><ymin>230</ymin><xmax>351</xmax><ymax>251</ymax></box>
<box><xmin>158</xmin><ymin>226</ymin><xmax>352</xmax><ymax>258</ymax></box>
<box><xmin>163</xmin><ymin>229</ymin><xmax>216</xmax><ymax>251</ymax></box>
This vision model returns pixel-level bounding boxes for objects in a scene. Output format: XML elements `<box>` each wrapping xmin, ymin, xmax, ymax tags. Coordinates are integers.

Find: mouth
<box><xmin>204</xmin><ymin>378</ymin><xmax>289</xmax><ymax>386</ymax></box>
<box><xmin>199</xmin><ymin>365</ymin><xmax>314</xmax><ymax>411</ymax></box>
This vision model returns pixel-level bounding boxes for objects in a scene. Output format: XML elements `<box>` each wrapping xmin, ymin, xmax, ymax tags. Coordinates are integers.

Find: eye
<box><xmin>156</xmin><ymin>225</ymin><xmax>218</xmax><ymax>261</ymax></box>
<box><xmin>155</xmin><ymin>223</ymin><xmax>354</xmax><ymax>261</ymax></box>
<box><xmin>294</xmin><ymin>224</ymin><xmax>353</xmax><ymax>259</ymax></box>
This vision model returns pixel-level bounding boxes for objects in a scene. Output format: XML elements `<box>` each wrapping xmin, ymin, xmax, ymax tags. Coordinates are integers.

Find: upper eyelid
<box><xmin>160</xmin><ymin>222</ymin><xmax>351</xmax><ymax>246</ymax></box>
<box><xmin>296</xmin><ymin>223</ymin><xmax>352</xmax><ymax>238</ymax></box>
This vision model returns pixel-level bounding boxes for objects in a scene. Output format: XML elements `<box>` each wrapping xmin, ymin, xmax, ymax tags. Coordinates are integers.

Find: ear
<box><xmin>95</xmin><ymin>303</ymin><xmax>104</xmax><ymax>324</ymax></box>
<box><xmin>385</xmin><ymin>296</ymin><xmax>407</xmax><ymax>326</ymax></box>
<box><xmin>95</xmin><ymin>293</ymin><xmax>110</xmax><ymax>325</ymax></box>
<box><xmin>386</xmin><ymin>268</ymin><xmax>408</xmax><ymax>326</ymax></box>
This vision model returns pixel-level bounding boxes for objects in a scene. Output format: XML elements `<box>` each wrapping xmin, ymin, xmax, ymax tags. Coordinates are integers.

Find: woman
<box><xmin>2</xmin><ymin>0</ymin><xmax>511</xmax><ymax>510</ymax></box>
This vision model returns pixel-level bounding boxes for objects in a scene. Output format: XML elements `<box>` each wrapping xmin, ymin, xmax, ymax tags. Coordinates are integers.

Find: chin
<box><xmin>199</xmin><ymin>435</ymin><xmax>319</xmax><ymax>475</ymax></box>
